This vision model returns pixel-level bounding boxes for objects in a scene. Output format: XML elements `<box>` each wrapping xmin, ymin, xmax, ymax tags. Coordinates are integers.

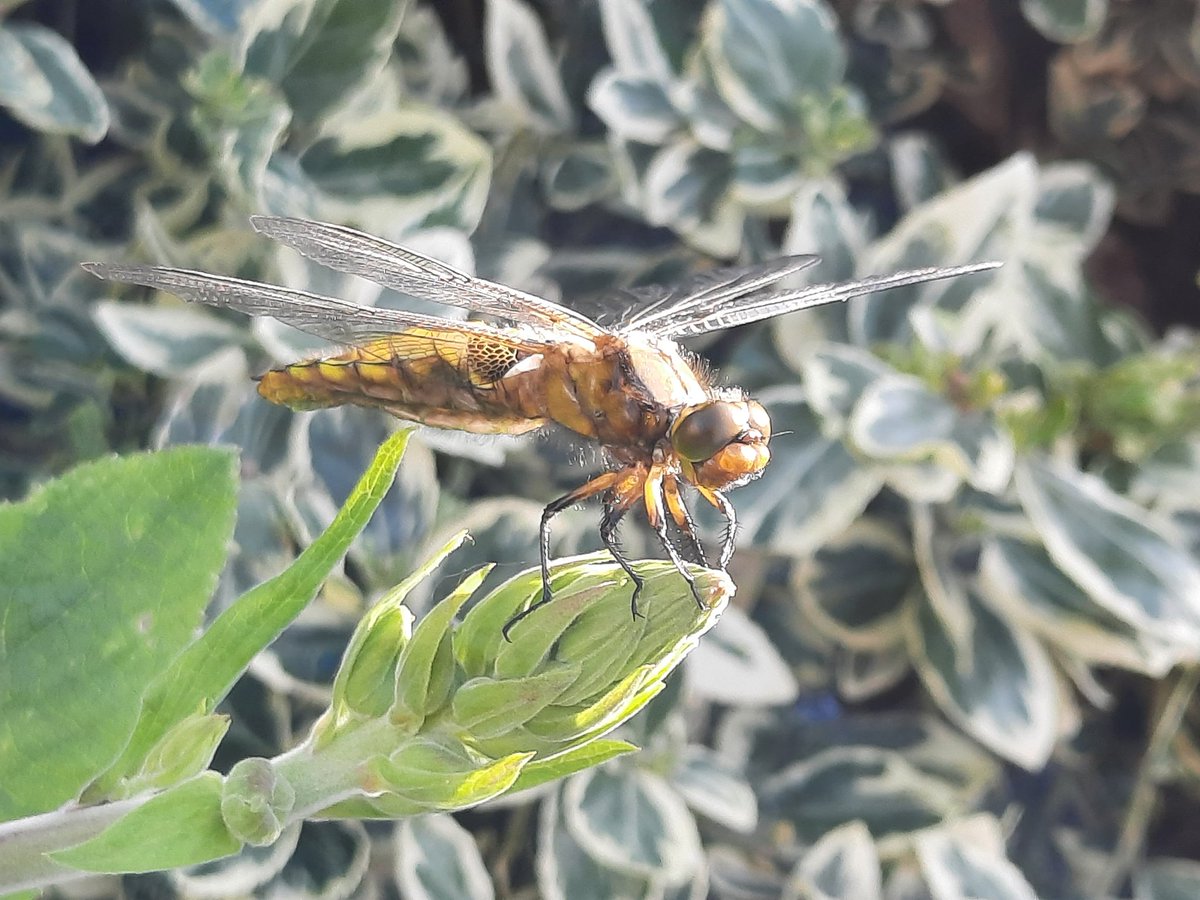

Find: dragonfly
<box><xmin>84</xmin><ymin>217</ymin><xmax>998</xmax><ymax>637</ymax></box>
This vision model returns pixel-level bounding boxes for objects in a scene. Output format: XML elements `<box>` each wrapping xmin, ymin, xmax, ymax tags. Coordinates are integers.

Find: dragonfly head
<box><xmin>671</xmin><ymin>398</ymin><xmax>771</xmax><ymax>490</ymax></box>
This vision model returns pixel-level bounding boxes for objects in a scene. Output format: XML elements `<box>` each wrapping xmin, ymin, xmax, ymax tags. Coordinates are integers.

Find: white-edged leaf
<box><xmin>396</xmin><ymin>814</ymin><xmax>495</xmax><ymax>900</ymax></box>
<box><xmin>908</xmin><ymin>589</ymin><xmax>1058</xmax><ymax>770</ymax></box>
<box><xmin>300</xmin><ymin>104</ymin><xmax>492</xmax><ymax>233</ymax></box>
<box><xmin>669</xmin><ymin>746</ymin><xmax>757</xmax><ymax>834</ymax></box>
<box><xmin>1020</xmin><ymin>0</ymin><xmax>1108</xmax><ymax>43</ymax></box>
<box><xmin>730</xmin><ymin>144</ymin><xmax>804</xmax><ymax>208</ymax></box>
<box><xmin>598</xmin><ymin>0</ymin><xmax>675</xmax><ymax>83</ymax></box>
<box><xmin>794</xmin><ymin>518</ymin><xmax>913</xmax><ymax>650</ymax></box>
<box><xmin>169</xmin><ymin>822</ymin><xmax>301</xmax><ymax>896</ymax></box>
<box><xmin>94</xmin><ymin>301</ymin><xmax>249</xmax><ymax>378</ymax></box>
<box><xmin>544</xmin><ymin>143</ymin><xmax>617</xmax><ymax>211</ymax></box>
<box><xmin>916</xmin><ymin>819</ymin><xmax>1038</xmax><ymax>900</ymax></box>
<box><xmin>705</xmin><ymin>0</ymin><xmax>844</xmax><ymax>132</ymax></box>
<box><xmin>0</xmin><ymin>22</ymin><xmax>108</xmax><ymax>142</ymax></box>
<box><xmin>784</xmin><ymin>820</ymin><xmax>881</xmax><ymax>900</ymax></box>
<box><xmin>801</xmin><ymin>344</ymin><xmax>894</xmax><ymax>429</ymax></box>
<box><xmin>1134</xmin><ymin>857</ymin><xmax>1200</xmax><ymax>900</ymax></box>
<box><xmin>643</xmin><ymin>137</ymin><xmax>731</xmax><ymax>231</ymax></box>
<box><xmin>486</xmin><ymin>0</ymin><xmax>572</xmax><ymax>132</ymax></box>
<box><xmin>588</xmin><ymin>71</ymin><xmax>682</xmax><ymax>143</ymax></box>
<box><xmin>850</xmin><ymin>375</ymin><xmax>1014</xmax><ymax>492</ymax></box>
<box><xmin>685</xmin><ymin>605</ymin><xmax>799</xmax><ymax>706</ymax></box>
<box><xmin>1015</xmin><ymin>459</ymin><xmax>1200</xmax><ymax>645</ymax></box>
<box><xmin>563</xmin><ymin>768</ymin><xmax>702</xmax><ymax>884</ymax></box>
<box><xmin>731</xmin><ymin>387</ymin><xmax>884</xmax><ymax>555</ymax></box>
<box><xmin>1032</xmin><ymin>162</ymin><xmax>1115</xmax><ymax>252</ymax></box>
<box><xmin>889</xmin><ymin>133</ymin><xmax>955</xmax><ymax>214</ymax></box>
<box><xmin>536</xmin><ymin>789</ymin><xmax>657</xmax><ymax>900</ymax></box>
<box><xmin>978</xmin><ymin>537</ymin><xmax>1195</xmax><ymax>676</ymax></box>
<box><xmin>834</xmin><ymin>643</ymin><xmax>910</xmax><ymax>702</ymax></box>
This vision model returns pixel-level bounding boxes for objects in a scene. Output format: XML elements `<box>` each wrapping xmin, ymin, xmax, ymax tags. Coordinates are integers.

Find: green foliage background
<box><xmin>2</xmin><ymin>0</ymin><xmax>1200</xmax><ymax>896</ymax></box>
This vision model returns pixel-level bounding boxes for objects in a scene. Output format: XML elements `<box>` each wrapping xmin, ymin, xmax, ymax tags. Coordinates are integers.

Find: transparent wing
<box><xmin>615</xmin><ymin>255</ymin><xmax>820</xmax><ymax>332</ymax></box>
<box><xmin>249</xmin><ymin>216</ymin><xmax>604</xmax><ymax>339</ymax></box>
<box><xmin>649</xmin><ymin>261</ymin><xmax>1003</xmax><ymax>338</ymax></box>
<box><xmin>80</xmin><ymin>263</ymin><xmax>530</xmax><ymax>347</ymax></box>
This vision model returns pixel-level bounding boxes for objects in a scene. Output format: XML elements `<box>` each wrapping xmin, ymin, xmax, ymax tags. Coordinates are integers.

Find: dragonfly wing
<box><xmin>650</xmin><ymin>261</ymin><xmax>1003</xmax><ymax>338</ymax></box>
<box><xmin>250</xmin><ymin>216</ymin><xmax>605</xmax><ymax>339</ymax></box>
<box><xmin>80</xmin><ymin>262</ymin><xmax>521</xmax><ymax>347</ymax></box>
<box><xmin>616</xmin><ymin>255</ymin><xmax>820</xmax><ymax>332</ymax></box>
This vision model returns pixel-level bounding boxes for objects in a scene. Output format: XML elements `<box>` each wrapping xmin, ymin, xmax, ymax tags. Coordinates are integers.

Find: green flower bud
<box><xmin>368</xmin><ymin>737</ymin><xmax>534</xmax><ymax>810</ymax></box>
<box><xmin>221</xmin><ymin>758</ymin><xmax>295</xmax><ymax>846</ymax></box>
<box><xmin>335</xmin><ymin>604</ymin><xmax>413</xmax><ymax>718</ymax></box>
<box><xmin>113</xmin><ymin>712</ymin><xmax>229</xmax><ymax>798</ymax></box>
<box><xmin>450</xmin><ymin>661</ymin><xmax>582</xmax><ymax>738</ymax></box>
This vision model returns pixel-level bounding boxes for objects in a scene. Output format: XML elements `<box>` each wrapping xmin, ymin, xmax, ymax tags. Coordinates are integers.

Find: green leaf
<box><xmin>242</xmin><ymin>0</ymin><xmax>406</xmax><ymax>124</ymax></box>
<box><xmin>1135</xmin><ymin>857</ymin><xmax>1200</xmax><ymax>900</ymax></box>
<box><xmin>1015</xmin><ymin>458</ymin><xmax>1200</xmax><ymax>645</ymax></box>
<box><xmin>685</xmin><ymin>605</ymin><xmax>798</xmax><ymax>706</ymax></box>
<box><xmin>396</xmin><ymin>814</ymin><xmax>495</xmax><ymax>900</ymax></box>
<box><xmin>92</xmin><ymin>430</ymin><xmax>410</xmax><ymax>794</ymax></box>
<box><xmin>373</xmin><ymin>740</ymin><xmax>534</xmax><ymax>809</ymax></box>
<box><xmin>52</xmin><ymin>773</ymin><xmax>240</xmax><ymax>873</ymax></box>
<box><xmin>0</xmin><ymin>22</ymin><xmax>108</xmax><ymax>142</ymax></box>
<box><xmin>563</xmin><ymin>768</ymin><xmax>701</xmax><ymax>883</ymax></box>
<box><xmin>485</xmin><ymin>0</ymin><xmax>572</xmax><ymax>132</ymax></box>
<box><xmin>669</xmin><ymin>746</ymin><xmax>757</xmax><ymax>835</ymax></box>
<box><xmin>0</xmin><ymin>447</ymin><xmax>237</xmax><ymax>820</ymax></box>
<box><xmin>508</xmin><ymin>740</ymin><xmax>638</xmax><ymax>796</ymax></box>
<box><xmin>587</xmin><ymin>72</ymin><xmax>681</xmax><ymax>143</ymax></box>
<box><xmin>538</xmin><ymin>790</ymin><xmax>656</xmax><ymax>900</ymax></box>
<box><xmin>784</xmin><ymin>820</ymin><xmax>881</xmax><ymax>900</ymax></box>
<box><xmin>451</xmin><ymin>664</ymin><xmax>581</xmax><ymax>739</ymax></box>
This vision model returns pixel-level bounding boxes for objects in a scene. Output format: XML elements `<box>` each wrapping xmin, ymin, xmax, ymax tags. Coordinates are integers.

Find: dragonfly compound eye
<box><xmin>671</xmin><ymin>401</ymin><xmax>754</xmax><ymax>463</ymax></box>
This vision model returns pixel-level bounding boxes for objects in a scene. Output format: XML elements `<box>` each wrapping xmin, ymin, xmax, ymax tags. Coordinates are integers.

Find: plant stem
<box><xmin>0</xmin><ymin>797</ymin><xmax>143</xmax><ymax>893</ymax></box>
<box><xmin>1093</xmin><ymin>665</ymin><xmax>1200</xmax><ymax>896</ymax></box>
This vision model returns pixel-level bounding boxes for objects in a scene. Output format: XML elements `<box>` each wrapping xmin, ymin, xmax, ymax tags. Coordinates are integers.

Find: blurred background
<box><xmin>3</xmin><ymin>0</ymin><xmax>1200</xmax><ymax>896</ymax></box>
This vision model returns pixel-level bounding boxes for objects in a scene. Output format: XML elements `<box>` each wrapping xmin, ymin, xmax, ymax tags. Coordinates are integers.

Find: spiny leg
<box><xmin>598</xmin><ymin>492</ymin><xmax>646</xmax><ymax>620</ymax></box>
<box><xmin>502</xmin><ymin>469</ymin><xmax>622</xmax><ymax>641</ymax></box>
<box><xmin>698</xmin><ymin>486</ymin><xmax>737</xmax><ymax>569</ymax></box>
<box><xmin>645</xmin><ymin>468</ymin><xmax>705</xmax><ymax>610</ymax></box>
<box><xmin>662</xmin><ymin>474</ymin><xmax>708</xmax><ymax>567</ymax></box>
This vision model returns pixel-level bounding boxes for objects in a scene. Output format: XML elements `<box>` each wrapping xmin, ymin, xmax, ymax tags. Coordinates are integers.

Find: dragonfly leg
<box><xmin>698</xmin><ymin>487</ymin><xmax>737</xmax><ymax>569</ymax></box>
<box><xmin>599</xmin><ymin>491</ymin><xmax>646</xmax><ymax>620</ymax></box>
<box><xmin>503</xmin><ymin>469</ymin><xmax>623</xmax><ymax>641</ymax></box>
<box><xmin>646</xmin><ymin>469</ymin><xmax>704</xmax><ymax>610</ymax></box>
<box><xmin>662</xmin><ymin>474</ymin><xmax>708</xmax><ymax>567</ymax></box>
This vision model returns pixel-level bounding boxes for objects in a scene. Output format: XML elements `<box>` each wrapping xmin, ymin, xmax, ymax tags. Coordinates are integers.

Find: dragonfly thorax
<box><xmin>672</xmin><ymin>398</ymin><xmax>771</xmax><ymax>490</ymax></box>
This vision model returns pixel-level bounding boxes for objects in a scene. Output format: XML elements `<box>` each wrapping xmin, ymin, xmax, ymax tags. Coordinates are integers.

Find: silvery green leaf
<box><xmin>685</xmin><ymin>604</ymin><xmax>799</xmax><ymax>706</ymax></box>
<box><xmin>94</xmin><ymin>301</ymin><xmax>249</xmax><ymax>378</ymax></box>
<box><xmin>916</xmin><ymin>818</ymin><xmax>1038</xmax><ymax>900</ymax></box>
<box><xmin>1020</xmin><ymin>0</ymin><xmax>1108</xmax><ymax>43</ymax></box>
<box><xmin>486</xmin><ymin>0</ymin><xmax>572</xmax><ymax>132</ymax></box>
<box><xmin>758</xmin><ymin>745</ymin><xmax>965</xmax><ymax>843</ymax></box>
<box><xmin>670</xmin><ymin>66</ymin><xmax>740</xmax><ymax>151</ymax></box>
<box><xmin>705</xmin><ymin>0</ymin><xmax>845</xmax><ymax>132</ymax></box>
<box><xmin>242</xmin><ymin>0</ymin><xmax>405</xmax><ymax>125</ymax></box>
<box><xmin>588</xmin><ymin>71</ymin><xmax>683</xmax><ymax>143</ymax></box>
<box><xmin>732</xmin><ymin>387</ymin><xmax>885</xmax><ymax>555</ymax></box>
<box><xmin>783</xmin><ymin>820</ymin><xmax>881</xmax><ymax>900</ymax></box>
<box><xmin>730</xmin><ymin>144</ymin><xmax>804</xmax><ymax>207</ymax></box>
<box><xmin>834</xmin><ymin>643</ymin><xmax>910</xmax><ymax>702</ymax></box>
<box><xmin>1131</xmin><ymin>440</ymin><xmax>1200</xmax><ymax>509</ymax></box>
<box><xmin>850</xmin><ymin>375</ymin><xmax>1014</xmax><ymax>492</ymax></box>
<box><xmin>889</xmin><ymin>134</ymin><xmax>955</xmax><ymax>214</ymax></box>
<box><xmin>563</xmin><ymin>768</ymin><xmax>702</xmax><ymax>884</ymax></box>
<box><xmin>908</xmin><ymin>588</ymin><xmax>1058</xmax><ymax>770</ymax></box>
<box><xmin>1134</xmin><ymin>857</ymin><xmax>1200</xmax><ymax>900</ymax></box>
<box><xmin>880</xmin><ymin>458</ymin><xmax>966</xmax><ymax>504</ymax></box>
<box><xmin>794</xmin><ymin>518</ymin><xmax>914</xmax><ymax>649</ymax></box>
<box><xmin>851</xmin><ymin>153</ymin><xmax>1028</xmax><ymax>346</ymax></box>
<box><xmin>669</xmin><ymin>746</ymin><xmax>757</xmax><ymax>834</ymax></box>
<box><xmin>537</xmin><ymin>790</ymin><xmax>657</xmax><ymax>900</ymax></box>
<box><xmin>802</xmin><ymin>344</ymin><xmax>893</xmax><ymax>429</ymax></box>
<box><xmin>978</xmin><ymin>537</ymin><xmax>1193</xmax><ymax>676</ymax></box>
<box><xmin>273</xmin><ymin>821</ymin><xmax>372</xmax><ymax>898</ymax></box>
<box><xmin>598</xmin><ymin>0</ymin><xmax>675</xmax><ymax>83</ymax></box>
<box><xmin>544</xmin><ymin>144</ymin><xmax>618</xmax><ymax>211</ymax></box>
<box><xmin>0</xmin><ymin>23</ymin><xmax>108</xmax><ymax>142</ymax></box>
<box><xmin>782</xmin><ymin>178</ymin><xmax>868</xmax><ymax>283</ymax></box>
<box><xmin>709</xmin><ymin>846</ymin><xmax>787</xmax><ymax>899</ymax></box>
<box><xmin>1015</xmin><ymin>459</ymin><xmax>1200</xmax><ymax>645</ymax></box>
<box><xmin>395</xmin><ymin>814</ymin><xmax>495</xmax><ymax>900</ymax></box>
<box><xmin>300</xmin><ymin>105</ymin><xmax>491</xmax><ymax>234</ymax></box>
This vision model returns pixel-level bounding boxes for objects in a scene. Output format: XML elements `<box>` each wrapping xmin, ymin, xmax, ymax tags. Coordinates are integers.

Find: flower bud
<box><xmin>221</xmin><ymin>758</ymin><xmax>295</xmax><ymax>846</ymax></box>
